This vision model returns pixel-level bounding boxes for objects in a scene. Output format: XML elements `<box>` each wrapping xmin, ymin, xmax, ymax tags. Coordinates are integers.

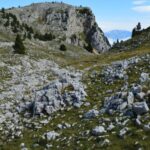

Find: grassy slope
<box><xmin>0</xmin><ymin>34</ymin><xmax>150</xmax><ymax>149</ymax></box>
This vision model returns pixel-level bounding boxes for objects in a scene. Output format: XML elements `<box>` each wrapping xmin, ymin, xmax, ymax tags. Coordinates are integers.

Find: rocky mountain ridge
<box><xmin>7</xmin><ymin>2</ymin><xmax>110</xmax><ymax>53</ymax></box>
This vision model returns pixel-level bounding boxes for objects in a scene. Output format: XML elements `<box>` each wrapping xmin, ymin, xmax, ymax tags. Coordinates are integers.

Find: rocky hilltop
<box><xmin>7</xmin><ymin>2</ymin><xmax>110</xmax><ymax>53</ymax></box>
<box><xmin>112</xmin><ymin>26</ymin><xmax>150</xmax><ymax>51</ymax></box>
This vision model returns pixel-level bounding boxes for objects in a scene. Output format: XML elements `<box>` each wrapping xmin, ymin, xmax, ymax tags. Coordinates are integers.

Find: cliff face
<box><xmin>8</xmin><ymin>2</ymin><xmax>110</xmax><ymax>53</ymax></box>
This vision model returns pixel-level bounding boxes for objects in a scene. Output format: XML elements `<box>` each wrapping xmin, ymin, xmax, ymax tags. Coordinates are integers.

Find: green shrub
<box><xmin>22</xmin><ymin>23</ymin><xmax>33</xmax><ymax>33</ymax></box>
<box><xmin>44</xmin><ymin>33</ymin><xmax>55</xmax><ymax>41</ymax></box>
<box><xmin>84</xmin><ymin>42</ymin><xmax>93</xmax><ymax>53</ymax></box>
<box><xmin>27</xmin><ymin>32</ymin><xmax>32</xmax><ymax>39</ymax></box>
<box><xmin>4</xmin><ymin>20</ymin><xmax>9</xmax><ymax>27</ymax></box>
<box><xmin>34</xmin><ymin>32</ymin><xmax>55</xmax><ymax>41</ymax></box>
<box><xmin>77</xmin><ymin>7</ymin><xmax>92</xmax><ymax>16</ymax></box>
<box><xmin>12</xmin><ymin>26</ymin><xmax>18</xmax><ymax>33</ymax></box>
<box><xmin>23</xmin><ymin>33</ymin><xmax>27</xmax><ymax>40</ymax></box>
<box><xmin>60</xmin><ymin>44</ymin><xmax>67</xmax><ymax>51</ymax></box>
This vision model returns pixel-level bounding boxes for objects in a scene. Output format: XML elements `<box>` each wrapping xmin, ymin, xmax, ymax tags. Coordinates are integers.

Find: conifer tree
<box><xmin>132</xmin><ymin>28</ymin><xmax>136</xmax><ymax>38</ymax></box>
<box><xmin>1</xmin><ymin>8</ymin><xmax>5</xmax><ymax>13</ymax></box>
<box><xmin>136</xmin><ymin>22</ymin><xmax>141</xmax><ymax>31</ymax></box>
<box><xmin>13</xmin><ymin>34</ymin><xmax>26</xmax><ymax>54</ymax></box>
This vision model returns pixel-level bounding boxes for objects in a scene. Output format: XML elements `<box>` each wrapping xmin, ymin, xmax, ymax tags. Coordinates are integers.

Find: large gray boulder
<box><xmin>133</xmin><ymin>102</ymin><xmax>149</xmax><ymax>115</ymax></box>
<box><xmin>119</xmin><ymin>127</ymin><xmax>129</xmax><ymax>138</ymax></box>
<box><xmin>26</xmin><ymin>66</ymin><xmax>87</xmax><ymax>116</ymax></box>
<box><xmin>140</xmin><ymin>73</ymin><xmax>149</xmax><ymax>83</ymax></box>
<box><xmin>143</xmin><ymin>123</ymin><xmax>150</xmax><ymax>131</ymax></box>
<box><xmin>83</xmin><ymin>109</ymin><xmax>99</xmax><ymax>119</ymax></box>
<box><xmin>127</xmin><ymin>92</ymin><xmax>134</xmax><ymax>105</ymax></box>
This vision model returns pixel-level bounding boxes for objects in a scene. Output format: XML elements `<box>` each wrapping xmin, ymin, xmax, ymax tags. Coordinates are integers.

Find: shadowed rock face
<box><xmin>8</xmin><ymin>2</ymin><xmax>110</xmax><ymax>53</ymax></box>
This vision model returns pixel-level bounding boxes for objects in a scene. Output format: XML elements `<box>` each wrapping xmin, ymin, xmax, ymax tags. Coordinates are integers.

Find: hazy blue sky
<box><xmin>0</xmin><ymin>0</ymin><xmax>150</xmax><ymax>31</ymax></box>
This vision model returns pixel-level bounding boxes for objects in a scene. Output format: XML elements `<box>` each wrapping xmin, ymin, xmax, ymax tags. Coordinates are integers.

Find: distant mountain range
<box><xmin>105</xmin><ymin>30</ymin><xmax>131</xmax><ymax>45</ymax></box>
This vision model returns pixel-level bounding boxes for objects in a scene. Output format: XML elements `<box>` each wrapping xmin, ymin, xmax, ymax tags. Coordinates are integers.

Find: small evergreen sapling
<box><xmin>60</xmin><ymin>44</ymin><xmax>67</xmax><ymax>51</ymax></box>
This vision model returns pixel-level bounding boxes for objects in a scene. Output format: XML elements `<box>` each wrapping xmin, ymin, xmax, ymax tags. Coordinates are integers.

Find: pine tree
<box><xmin>116</xmin><ymin>39</ymin><xmax>119</xmax><ymax>44</ymax></box>
<box><xmin>12</xmin><ymin>26</ymin><xmax>18</xmax><ymax>33</ymax></box>
<box><xmin>1</xmin><ymin>8</ymin><xmax>5</xmax><ymax>13</ymax></box>
<box><xmin>13</xmin><ymin>34</ymin><xmax>26</xmax><ymax>54</ymax></box>
<box><xmin>23</xmin><ymin>33</ymin><xmax>27</xmax><ymax>40</ymax></box>
<box><xmin>132</xmin><ymin>22</ymin><xmax>142</xmax><ymax>38</ymax></box>
<box><xmin>132</xmin><ymin>28</ymin><xmax>136</xmax><ymax>38</ymax></box>
<box><xmin>27</xmin><ymin>32</ymin><xmax>31</xmax><ymax>39</ymax></box>
<box><xmin>136</xmin><ymin>22</ymin><xmax>141</xmax><ymax>31</ymax></box>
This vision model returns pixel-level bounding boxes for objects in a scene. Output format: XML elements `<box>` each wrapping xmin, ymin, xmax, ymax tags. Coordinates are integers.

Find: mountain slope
<box><xmin>112</xmin><ymin>27</ymin><xmax>150</xmax><ymax>51</ymax></box>
<box><xmin>0</xmin><ymin>2</ymin><xmax>150</xmax><ymax>150</ymax></box>
<box><xmin>1</xmin><ymin>39</ymin><xmax>150</xmax><ymax>150</ymax></box>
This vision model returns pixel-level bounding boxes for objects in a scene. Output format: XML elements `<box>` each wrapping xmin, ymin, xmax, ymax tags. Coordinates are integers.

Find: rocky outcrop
<box><xmin>8</xmin><ymin>2</ymin><xmax>110</xmax><ymax>53</ymax></box>
<box><xmin>43</xmin><ymin>131</ymin><xmax>60</xmax><ymax>141</ymax></box>
<box><xmin>28</xmin><ymin>67</ymin><xmax>87</xmax><ymax>116</ymax></box>
<box><xmin>85</xmin><ymin>54</ymin><xmax>150</xmax><ymax>145</ymax></box>
<box><xmin>0</xmin><ymin>56</ymin><xmax>87</xmax><ymax>140</ymax></box>
<box><xmin>98</xmin><ymin>54</ymin><xmax>150</xmax><ymax>116</ymax></box>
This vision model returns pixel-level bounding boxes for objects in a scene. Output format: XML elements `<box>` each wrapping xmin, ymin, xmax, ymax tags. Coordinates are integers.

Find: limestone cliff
<box><xmin>8</xmin><ymin>2</ymin><xmax>110</xmax><ymax>53</ymax></box>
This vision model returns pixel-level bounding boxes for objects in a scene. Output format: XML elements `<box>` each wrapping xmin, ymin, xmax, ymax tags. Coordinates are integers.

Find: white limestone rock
<box><xmin>84</xmin><ymin>109</ymin><xmax>99</xmax><ymax>119</ymax></box>
<box><xmin>92</xmin><ymin>126</ymin><xmax>106</xmax><ymax>136</ymax></box>
<box><xmin>133</xmin><ymin>102</ymin><xmax>149</xmax><ymax>115</ymax></box>
<box><xmin>44</xmin><ymin>131</ymin><xmax>60</xmax><ymax>141</ymax></box>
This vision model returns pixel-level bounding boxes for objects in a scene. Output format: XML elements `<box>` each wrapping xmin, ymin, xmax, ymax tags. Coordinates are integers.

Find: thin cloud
<box><xmin>132</xmin><ymin>5</ymin><xmax>150</xmax><ymax>12</ymax></box>
<box><xmin>133</xmin><ymin>0</ymin><xmax>147</xmax><ymax>5</ymax></box>
<box><xmin>98</xmin><ymin>20</ymin><xmax>150</xmax><ymax>32</ymax></box>
<box><xmin>98</xmin><ymin>21</ymin><xmax>135</xmax><ymax>32</ymax></box>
